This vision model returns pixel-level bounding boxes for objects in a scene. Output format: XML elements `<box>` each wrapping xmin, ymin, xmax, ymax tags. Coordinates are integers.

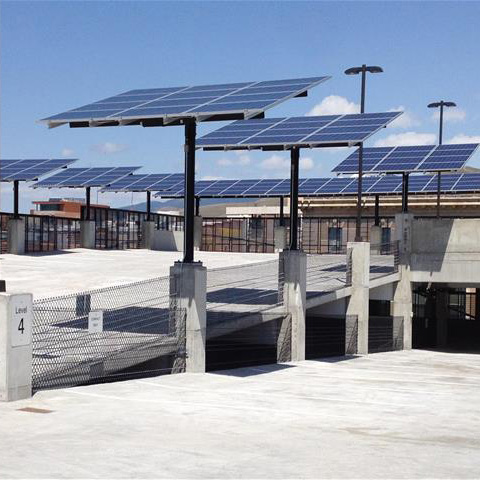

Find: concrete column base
<box><xmin>170</xmin><ymin>261</ymin><xmax>207</xmax><ymax>373</ymax></box>
<box><xmin>80</xmin><ymin>221</ymin><xmax>96</xmax><ymax>249</ymax></box>
<box><xmin>194</xmin><ymin>216</ymin><xmax>203</xmax><ymax>251</ymax></box>
<box><xmin>7</xmin><ymin>218</ymin><xmax>25</xmax><ymax>255</ymax></box>
<box><xmin>370</xmin><ymin>225</ymin><xmax>382</xmax><ymax>254</ymax></box>
<box><xmin>0</xmin><ymin>293</ymin><xmax>33</xmax><ymax>402</ymax></box>
<box><xmin>274</xmin><ymin>226</ymin><xmax>287</xmax><ymax>253</ymax></box>
<box><xmin>280</xmin><ymin>250</ymin><xmax>307</xmax><ymax>362</ymax></box>
<box><xmin>346</xmin><ymin>242</ymin><xmax>370</xmax><ymax>355</ymax></box>
<box><xmin>141</xmin><ymin>220</ymin><xmax>156</xmax><ymax>249</ymax></box>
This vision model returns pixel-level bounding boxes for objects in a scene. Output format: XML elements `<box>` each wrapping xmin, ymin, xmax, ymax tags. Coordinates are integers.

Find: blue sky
<box><xmin>2</xmin><ymin>0</ymin><xmax>480</xmax><ymax>212</ymax></box>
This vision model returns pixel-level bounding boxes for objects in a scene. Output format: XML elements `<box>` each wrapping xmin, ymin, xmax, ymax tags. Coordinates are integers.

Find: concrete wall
<box><xmin>153</xmin><ymin>230</ymin><xmax>184</xmax><ymax>251</ymax></box>
<box><xmin>409</xmin><ymin>218</ymin><xmax>480</xmax><ymax>284</ymax></box>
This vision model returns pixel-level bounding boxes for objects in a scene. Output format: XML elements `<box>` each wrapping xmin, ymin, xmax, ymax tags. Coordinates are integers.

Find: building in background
<box><xmin>31</xmin><ymin>198</ymin><xmax>109</xmax><ymax>219</ymax></box>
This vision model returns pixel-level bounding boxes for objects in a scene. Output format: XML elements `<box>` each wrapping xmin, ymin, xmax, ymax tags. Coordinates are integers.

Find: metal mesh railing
<box><xmin>370</xmin><ymin>241</ymin><xmax>400</xmax><ymax>280</ymax></box>
<box><xmin>206</xmin><ymin>259</ymin><xmax>285</xmax><ymax>335</ymax></box>
<box><xmin>306</xmin><ymin>252</ymin><xmax>349</xmax><ymax>298</ymax></box>
<box><xmin>32</xmin><ymin>275</ymin><xmax>185</xmax><ymax>391</ymax></box>
<box><xmin>0</xmin><ymin>213</ymin><xmax>10</xmax><ymax>253</ymax></box>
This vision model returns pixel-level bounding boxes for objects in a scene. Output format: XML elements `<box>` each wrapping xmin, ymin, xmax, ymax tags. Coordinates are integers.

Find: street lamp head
<box><xmin>428</xmin><ymin>101</ymin><xmax>457</xmax><ymax>108</ymax></box>
<box><xmin>344</xmin><ymin>65</ymin><xmax>383</xmax><ymax>75</ymax></box>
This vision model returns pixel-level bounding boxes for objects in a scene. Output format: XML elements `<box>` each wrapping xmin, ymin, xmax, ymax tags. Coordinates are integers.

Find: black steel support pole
<box><xmin>195</xmin><ymin>196</ymin><xmax>200</xmax><ymax>217</ymax></box>
<box><xmin>289</xmin><ymin>148</ymin><xmax>300</xmax><ymax>250</ymax></box>
<box><xmin>85</xmin><ymin>187</ymin><xmax>91</xmax><ymax>221</ymax></box>
<box><xmin>13</xmin><ymin>180</ymin><xmax>19</xmax><ymax>219</ymax></box>
<box><xmin>279</xmin><ymin>196</ymin><xmax>285</xmax><ymax>227</ymax></box>
<box><xmin>374</xmin><ymin>194</ymin><xmax>380</xmax><ymax>226</ymax></box>
<box><xmin>146</xmin><ymin>190</ymin><xmax>151</xmax><ymax>221</ymax></box>
<box><xmin>436</xmin><ymin>172</ymin><xmax>441</xmax><ymax>218</ymax></box>
<box><xmin>439</xmin><ymin>103</ymin><xmax>444</xmax><ymax>145</ymax></box>
<box><xmin>402</xmin><ymin>173</ymin><xmax>409</xmax><ymax>213</ymax></box>
<box><xmin>183</xmin><ymin>119</ymin><xmax>196</xmax><ymax>263</ymax></box>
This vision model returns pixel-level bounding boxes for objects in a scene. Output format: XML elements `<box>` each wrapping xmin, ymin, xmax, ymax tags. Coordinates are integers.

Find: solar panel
<box><xmin>102</xmin><ymin>173</ymin><xmax>184</xmax><ymax>192</ymax></box>
<box><xmin>33</xmin><ymin>166</ymin><xmax>140</xmax><ymax>188</ymax></box>
<box><xmin>333</xmin><ymin>143</ymin><xmax>480</xmax><ymax>174</ymax></box>
<box><xmin>154</xmin><ymin>173</ymin><xmax>480</xmax><ymax>198</ymax></box>
<box><xmin>196</xmin><ymin>112</ymin><xmax>401</xmax><ymax>150</ymax></box>
<box><xmin>0</xmin><ymin>158</ymin><xmax>77</xmax><ymax>182</ymax></box>
<box><xmin>40</xmin><ymin>77</ymin><xmax>330</xmax><ymax>128</ymax></box>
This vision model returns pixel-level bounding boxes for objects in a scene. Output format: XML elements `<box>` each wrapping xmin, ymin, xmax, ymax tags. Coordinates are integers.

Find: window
<box><xmin>328</xmin><ymin>227</ymin><xmax>342</xmax><ymax>253</ymax></box>
<box><xmin>381</xmin><ymin>227</ymin><xmax>391</xmax><ymax>254</ymax></box>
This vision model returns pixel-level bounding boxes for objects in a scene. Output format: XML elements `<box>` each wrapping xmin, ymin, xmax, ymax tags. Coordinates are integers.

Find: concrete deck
<box><xmin>0</xmin><ymin>249</ymin><xmax>278</xmax><ymax>298</ymax></box>
<box><xmin>1</xmin><ymin>350</ymin><xmax>480</xmax><ymax>479</ymax></box>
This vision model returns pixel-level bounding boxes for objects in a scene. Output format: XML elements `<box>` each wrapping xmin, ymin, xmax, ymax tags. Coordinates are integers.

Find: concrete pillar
<box><xmin>370</xmin><ymin>225</ymin><xmax>382</xmax><ymax>255</ymax></box>
<box><xmin>194</xmin><ymin>216</ymin><xmax>203</xmax><ymax>251</ymax></box>
<box><xmin>391</xmin><ymin>213</ymin><xmax>414</xmax><ymax>350</ymax></box>
<box><xmin>141</xmin><ymin>220</ymin><xmax>156</xmax><ymax>249</ymax></box>
<box><xmin>170</xmin><ymin>261</ymin><xmax>207</xmax><ymax>373</ymax></box>
<box><xmin>436</xmin><ymin>287</ymin><xmax>449</xmax><ymax>348</ymax></box>
<box><xmin>0</xmin><ymin>293</ymin><xmax>33</xmax><ymax>401</ymax></box>
<box><xmin>346</xmin><ymin>242</ymin><xmax>370</xmax><ymax>355</ymax></box>
<box><xmin>274</xmin><ymin>226</ymin><xmax>287</xmax><ymax>253</ymax></box>
<box><xmin>80</xmin><ymin>220</ymin><xmax>96</xmax><ymax>249</ymax></box>
<box><xmin>7</xmin><ymin>218</ymin><xmax>25</xmax><ymax>255</ymax></box>
<box><xmin>280</xmin><ymin>250</ymin><xmax>307</xmax><ymax>362</ymax></box>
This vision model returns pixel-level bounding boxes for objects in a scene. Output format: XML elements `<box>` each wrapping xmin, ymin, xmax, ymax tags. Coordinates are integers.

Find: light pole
<box><xmin>345</xmin><ymin>64</ymin><xmax>383</xmax><ymax>241</ymax></box>
<box><xmin>428</xmin><ymin>100</ymin><xmax>457</xmax><ymax>217</ymax></box>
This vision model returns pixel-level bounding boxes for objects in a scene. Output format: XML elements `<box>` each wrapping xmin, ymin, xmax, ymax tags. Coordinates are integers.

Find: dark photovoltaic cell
<box><xmin>103</xmin><ymin>173</ymin><xmax>184</xmax><ymax>192</ymax></box>
<box><xmin>0</xmin><ymin>158</ymin><xmax>77</xmax><ymax>182</ymax></box>
<box><xmin>154</xmin><ymin>173</ymin><xmax>480</xmax><ymax>199</ymax></box>
<box><xmin>333</xmin><ymin>143</ymin><xmax>479</xmax><ymax>174</ymax></box>
<box><xmin>197</xmin><ymin>112</ymin><xmax>402</xmax><ymax>150</ymax></box>
<box><xmin>40</xmin><ymin>77</ymin><xmax>330</xmax><ymax>128</ymax></box>
<box><xmin>34</xmin><ymin>166</ymin><xmax>141</xmax><ymax>188</ymax></box>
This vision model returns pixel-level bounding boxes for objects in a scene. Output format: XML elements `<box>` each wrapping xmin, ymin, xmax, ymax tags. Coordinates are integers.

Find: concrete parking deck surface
<box><xmin>1</xmin><ymin>350</ymin><xmax>480</xmax><ymax>479</ymax></box>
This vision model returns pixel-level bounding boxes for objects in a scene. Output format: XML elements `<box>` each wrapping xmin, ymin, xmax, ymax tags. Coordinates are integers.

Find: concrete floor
<box><xmin>1</xmin><ymin>350</ymin><xmax>480</xmax><ymax>479</ymax></box>
<box><xmin>0</xmin><ymin>249</ymin><xmax>277</xmax><ymax>298</ymax></box>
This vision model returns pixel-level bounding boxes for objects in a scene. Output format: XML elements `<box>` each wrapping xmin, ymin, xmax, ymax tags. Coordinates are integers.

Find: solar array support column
<box><xmin>289</xmin><ymin>147</ymin><xmax>300</xmax><ymax>250</ymax></box>
<box><xmin>195</xmin><ymin>197</ymin><xmax>200</xmax><ymax>217</ymax></box>
<box><xmin>146</xmin><ymin>190</ymin><xmax>151</xmax><ymax>221</ymax></box>
<box><xmin>183</xmin><ymin>118</ymin><xmax>196</xmax><ymax>263</ymax></box>
<box><xmin>279</xmin><ymin>196</ymin><xmax>285</xmax><ymax>227</ymax></box>
<box><xmin>436</xmin><ymin>173</ymin><xmax>442</xmax><ymax>218</ymax></box>
<box><xmin>402</xmin><ymin>173</ymin><xmax>409</xmax><ymax>213</ymax></box>
<box><xmin>13</xmin><ymin>181</ymin><xmax>20</xmax><ymax>219</ymax></box>
<box><xmin>374</xmin><ymin>195</ymin><xmax>380</xmax><ymax>226</ymax></box>
<box><xmin>85</xmin><ymin>187</ymin><xmax>91</xmax><ymax>221</ymax></box>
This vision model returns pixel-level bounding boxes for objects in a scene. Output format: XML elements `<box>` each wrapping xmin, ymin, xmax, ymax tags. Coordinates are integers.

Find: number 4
<box><xmin>18</xmin><ymin>318</ymin><xmax>24</xmax><ymax>334</ymax></box>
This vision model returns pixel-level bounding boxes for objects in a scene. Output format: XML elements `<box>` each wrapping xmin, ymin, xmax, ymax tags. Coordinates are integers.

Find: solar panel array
<box><xmin>153</xmin><ymin>173</ymin><xmax>480</xmax><ymax>198</ymax></box>
<box><xmin>0</xmin><ymin>158</ymin><xmax>76</xmax><ymax>182</ymax></box>
<box><xmin>40</xmin><ymin>77</ymin><xmax>330</xmax><ymax>127</ymax></box>
<box><xmin>102</xmin><ymin>173</ymin><xmax>184</xmax><ymax>192</ymax></box>
<box><xmin>332</xmin><ymin>143</ymin><xmax>480</xmax><ymax>174</ymax></box>
<box><xmin>196</xmin><ymin>112</ymin><xmax>402</xmax><ymax>150</ymax></box>
<box><xmin>33</xmin><ymin>166</ymin><xmax>141</xmax><ymax>188</ymax></box>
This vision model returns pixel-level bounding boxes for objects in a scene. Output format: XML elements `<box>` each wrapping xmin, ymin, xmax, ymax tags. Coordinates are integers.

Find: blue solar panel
<box><xmin>317</xmin><ymin>178</ymin><xmax>353</xmax><ymax>194</ymax></box>
<box><xmin>368</xmin><ymin>176</ymin><xmax>403</xmax><ymax>194</ymax></box>
<box><xmin>34</xmin><ymin>166</ymin><xmax>140</xmax><ymax>188</ymax></box>
<box><xmin>333</xmin><ymin>143</ymin><xmax>479</xmax><ymax>174</ymax></box>
<box><xmin>453</xmin><ymin>173</ymin><xmax>480</xmax><ymax>192</ymax></box>
<box><xmin>0</xmin><ymin>158</ymin><xmax>77</xmax><ymax>182</ymax></box>
<box><xmin>41</xmin><ymin>77</ymin><xmax>330</xmax><ymax>127</ymax></box>
<box><xmin>197</xmin><ymin>112</ymin><xmax>401</xmax><ymax>150</ymax></box>
<box><xmin>341</xmin><ymin>176</ymin><xmax>382</xmax><ymax>194</ymax></box>
<box><xmin>423</xmin><ymin>173</ymin><xmax>463</xmax><ymax>192</ymax></box>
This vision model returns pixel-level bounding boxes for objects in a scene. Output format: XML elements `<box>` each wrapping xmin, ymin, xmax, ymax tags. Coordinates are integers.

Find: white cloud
<box><xmin>374</xmin><ymin>132</ymin><xmax>436</xmax><ymax>147</ymax></box>
<box><xmin>61</xmin><ymin>148</ymin><xmax>75</xmax><ymax>157</ymax></box>
<box><xmin>201</xmin><ymin>175</ymin><xmax>224</xmax><ymax>181</ymax></box>
<box><xmin>91</xmin><ymin>142</ymin><xmax>128</xmax><ymax>154</ymax></box>
<box><xmin>387</xmin><ymin>106</ymin><xmax>420</xmax><ymax>129</ymax></box>
<box><xmin>431</xmin><ymin>108</ymin><xmax>466</xmax><ymax>123</ymax></box>
<box><xmin>300</xmin><ymin>156</ymin><xmax>314</xmax><ymax>170</ymax></box>
<box><xmin>217</xmin><ymin>153</ymin><xmax>251</xmax><ymax>167</ymax></box>
<box><xmin>447</xmin><ymin>134</ymin><xmax>480</xmax><ymax>144</ymax></box>
<box><xmin>260</xmin><ymin>154</ymin><xmax>289</xmax><ymax>171</ymax></box>
<box><xmin>307</xmin><ymin>95</ymin><xmax>359</xmax><ymax>116</ymax></box>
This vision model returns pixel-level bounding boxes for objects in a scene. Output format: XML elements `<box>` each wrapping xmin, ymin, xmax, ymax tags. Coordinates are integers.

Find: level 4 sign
<box><xmin>88</xmin><ymin>311</ymin><xmax>104</xmax><ymax>333</ymax></box>
<box><xmin>11</xmin><ymin>294</ymin><xmax>32</xmax><ymax>347</ymax></box>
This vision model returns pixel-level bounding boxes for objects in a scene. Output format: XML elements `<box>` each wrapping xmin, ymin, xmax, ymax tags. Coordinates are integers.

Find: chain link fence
<box><xmin>32</xmin><ymin>275</ymin><xmax>185</xmax><ymax>391</ymax></box>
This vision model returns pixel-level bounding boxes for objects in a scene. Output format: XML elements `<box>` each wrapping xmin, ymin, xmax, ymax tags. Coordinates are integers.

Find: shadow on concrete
<box><xmin>307</xmin><ymin>354</ymin><xmax>361</xmax><ymax>363</ymax></box>
<box><xmin>25</xmin><ymin>249</ymin><xmax>78</xmax><ymax>257</ymax></box>
<box><xmin>207</xmin><ymin>287</ymin><xmax>278</xmax><ymax>305</ymax></box>
<box><xmin>211</xmin><ymin>363</ymin><xmax>295</xmax><ymax>377</ymax></box>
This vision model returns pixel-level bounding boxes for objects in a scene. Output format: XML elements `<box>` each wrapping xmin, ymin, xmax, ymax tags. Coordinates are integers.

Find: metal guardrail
<box><xmin>306</xmin><ymin>253</ymin><xmax>350</xmax><ymax>297</ymax></box>
<box><xmin>369</xmin><ymin>240</ymin><xmax>400</xmax><ymax>279</ymax></box>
